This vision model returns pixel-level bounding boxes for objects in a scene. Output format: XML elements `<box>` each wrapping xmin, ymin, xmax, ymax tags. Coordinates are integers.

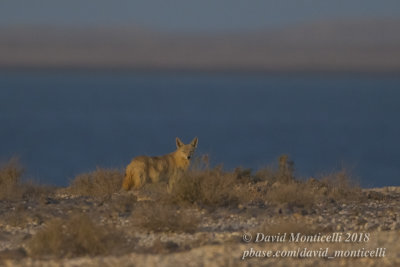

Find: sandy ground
<box><xmin>0</xmin><ymin>186</ymin><xmax>399</xmax><ymax>267</ymax></box>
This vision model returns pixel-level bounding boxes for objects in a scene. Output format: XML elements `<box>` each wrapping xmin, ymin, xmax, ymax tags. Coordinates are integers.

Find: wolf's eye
<box><xmin>187</xmin><ymin>155</ymin><xmax>191</xmax><ymax>159</ymax></box>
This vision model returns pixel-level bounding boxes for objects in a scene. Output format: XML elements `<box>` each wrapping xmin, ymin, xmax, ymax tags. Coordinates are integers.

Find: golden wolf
<box><xmin>122</xmin><ymin>137</ymin><xmax>198</xmax><ymax>191</ymax></box>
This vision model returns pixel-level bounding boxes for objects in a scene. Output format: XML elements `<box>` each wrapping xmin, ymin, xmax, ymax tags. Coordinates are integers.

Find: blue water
<box><xmin>0</xmin><ymin>71</ymin><xmax>399</xmax><ymax>187</ymax></box>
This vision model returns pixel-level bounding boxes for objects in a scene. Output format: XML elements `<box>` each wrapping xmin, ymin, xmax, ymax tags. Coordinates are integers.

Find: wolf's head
<box><xmin>175</xmin><ymin>137</ymin><xmax>198</xmax><ymax>160</ymax></box>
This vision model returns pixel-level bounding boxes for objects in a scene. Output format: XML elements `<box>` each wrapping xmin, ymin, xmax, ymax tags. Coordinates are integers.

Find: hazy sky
<box><xmin>1</xmin><ymin>0</ymin><xmax>400</xmax><ymax>32</ymax></box>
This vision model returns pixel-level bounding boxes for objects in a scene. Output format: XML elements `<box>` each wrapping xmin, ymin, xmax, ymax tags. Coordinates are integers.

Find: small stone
<box><xmin>378</xmin><ymin>225</ymin><xmax>390</xmax><ymax>231</ymax></box>
<box><xmin>364</xmin><ymin>222</ymin><xmax>379</xmax><ymax>231</ymax></box>
<box><xmin>356</xmin><ymin>217</ymin><xmax>367</xmax><ymax>225</ymax></box>
<box><xmin>391</xmin><ymin>222</ymin><xmax>400</xmax><ymax>230</ymax></box>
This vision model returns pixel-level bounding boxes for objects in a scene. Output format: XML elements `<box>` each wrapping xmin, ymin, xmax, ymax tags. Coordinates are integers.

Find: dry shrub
<box><xmin>27</xmin><ymin>213</ymin><xmax>122</xmax><ymax>258</ymax></box>
<box><xmin>318</xmin><ymin>168</ymin><xmax>363</xmax><ymax>201</ymax></box>
<box><xmin>0</xmin><ymin>157</ymin><xmax>24</xmax><ymax>200</ymax></box>
<box><xmin>189</xmin><ymin>154</ymin><xmax>210</xmax><ymax>170</ymax></box>
<box><xmin>169</xmin><ymin>166</ymin><xmax>249</xmax><ymax>207</ymax></box>
<box><xmin>133</xmin><ymin>202</ymin><xmax>199</xmax><ymax>233</ymax></box>
<box><xmin>264</xmin><ymin>168</ymin><xmax>363</xmax><ymax>207</ymax></box>
<box><xmin>265</xmin><ymin>181</ymin><xmax>317</xmax><ymax>208</ymax></box>
<box><xmin>255</xmin><ymin>154</ymin><xmax>295</xmax><ymax>184</ymax></box>
<box><xmin>254</xmin><ymin>166</ymin><xmax>277</xmax><ymax>183</ymax></box>
<box><xmin>166</xmin><ymin>155</ymin><xmax>250</xmax><ymax>206</ymax></box>
<box><xmin>21</xmin><ymin>182</ymin><xmax>55</xmax><ymax>202</ymax></box>
<box><xmin>69</xmin><ymin>167</ymin><xmax>123</xmax><ymax>198</ymax></box>
<box><xmin>233</xmin><ymin>167</ymin><xmax>253</xmax><ymax>183</ymax></box>
<box><xmin>255</xmin><ymin>155</ymin><xmax>316</xmax><ymax>207</ymax></box>
<box><xmin>138</xmin><ymin>182</ymin><xmax>170</xmax><ymax>202</ymax></box>
<box><xmin>0</xmin><ymin>157</ymin><xmax>54</xmax><ymax>201</ymax></box>
<box><xmin>254</xmin><ymin>155</ymin><xmax>363</xmax><ymax>206</ymax></box>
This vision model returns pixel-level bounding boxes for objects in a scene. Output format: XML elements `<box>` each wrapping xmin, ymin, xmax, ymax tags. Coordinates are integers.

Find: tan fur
<box><xmin>122</xmin><ymin>137</ymin><xmax>198</xmax><ymax>191</ymax></box>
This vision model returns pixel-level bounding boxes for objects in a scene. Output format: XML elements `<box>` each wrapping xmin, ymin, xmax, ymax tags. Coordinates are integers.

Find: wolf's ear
<box><xmin>191</xmin><ymin>137</ymin><xmax>198</xmax><ymax>148</ymax></box>
<box><xmin>176</xmin><ymin>137</ymin><xmax>184</xmax><ymax>148</ymax></box>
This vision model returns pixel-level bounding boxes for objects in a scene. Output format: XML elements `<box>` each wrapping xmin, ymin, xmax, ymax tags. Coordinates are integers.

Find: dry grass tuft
<box><xmin>0</xmin><ymin>157</ymin><xmax>24</xmax><ymax>200</ymax></box>
<box><xmin>68</xmin><ymin>167</ymin><xmax>123</xmax><ymax>198</ymax></box>
<box><xmin>138</xmin><ymin>182</ymin><xmax>170</xmax><ymax>202</ymax></box>
<box><xmin>252</xmin><ymin>155</ymin><xmax>363</xmax><ymax>207</ymax></box>
<box><xmin>254</xmin><ymin>155</ymin><xmax>317</xmax><ymax>207</ymax></box>
<box><xmin>255</xmin><ymin>154</ymin><xmax>295</xmax><ymax>184</ymax></box>
<box><xmin>318</xmin><ymin>169</ymin><xmax>363</xmax><ymax>201</ymax></box>
<box><xmin>162</xmin><ymin>155</ymin><xmax>362</xmax><ymax>208</ymax></box>
<box><xmin>20</xmin><ymin>181</ymin><xmax>55</xmax><ymax>202</ymax></box>
<box><xmin>27</xmin><ymin>213</ymin><xmax>123</xmax><ymax>258</ymax></box>
<box><xmin>132</xmin><ymin>202</ymin><xmax>199</xmax><ymax>233</ymax></box>
<box><xmin>265</xmin><ymin>181</ymin><xmax>317</xmax><ymax>208</ymax></box>
<box><xmin>0</xmin><ymin>157</ymin><xmax>51</xmax><ymax>201</ymax></box>
<box><xmin>263</xmin><ymin>167</ymin><xmax>363</xmax><ymax>207</ymax></box>
<box><xmin>168</xmin><ymin>166</ymin><xmax>249</xmax><ymax>207</ymax></box>
<box><xmin>162</xmin><ymin>155</ymin><xmax>250</xmax><ymax>206</ymax></box>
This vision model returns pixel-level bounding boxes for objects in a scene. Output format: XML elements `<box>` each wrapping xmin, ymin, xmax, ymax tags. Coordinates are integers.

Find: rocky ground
<box><xmin>0</xmin><ymin>186</ymin><xmax>399</xmax><ymax>267</ymax></box>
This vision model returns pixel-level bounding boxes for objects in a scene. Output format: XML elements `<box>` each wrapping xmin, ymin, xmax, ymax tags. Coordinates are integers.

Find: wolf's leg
<box><xmin>167</xmin><ymin>170</ymin><xmax>183</xmax><ymax>193</ymax></box>
<box><xmin>122</xmin><ymin>173</ymin><xmax>133</xmax><ymax>191</ymax></box>
<box><xmin>133</xmin><ymin>169</ymin><xmax>146</xmax><ymax>189</ymax></box>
